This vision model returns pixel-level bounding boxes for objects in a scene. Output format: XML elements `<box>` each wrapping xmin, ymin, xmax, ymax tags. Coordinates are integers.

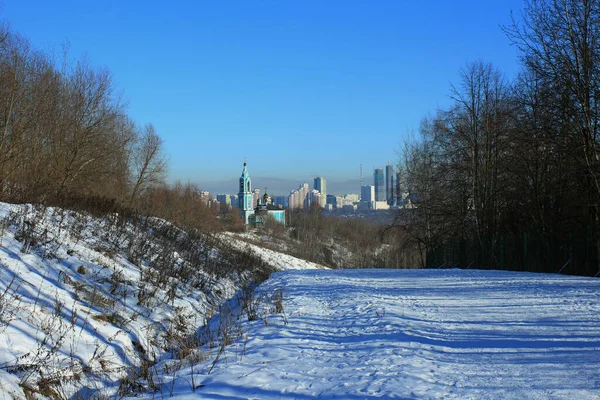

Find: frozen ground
<box><xmin>0</xmin><ymin>201</ymin><xmax>598</xmax><ymax>399</ymax></box>
<box><xmin>223</xmin><ymin>231</ymin><xmax>322</xmax><ymax>270</ymax></box>
<box><xmin>154</xmin><ymin>269</ymin><xmax>600</xmax><ymax>399</ymax></box>
<box><xmin>0</xmin><ymin>203</ymin><xmax>318</xmax><ymax>398</ymax></box>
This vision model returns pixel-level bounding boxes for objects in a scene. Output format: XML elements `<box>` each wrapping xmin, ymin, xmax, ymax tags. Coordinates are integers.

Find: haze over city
<box><xmin>3</xmin><ymin>0</ymin><xmax>522</xmax><ymax>195</ymax></box>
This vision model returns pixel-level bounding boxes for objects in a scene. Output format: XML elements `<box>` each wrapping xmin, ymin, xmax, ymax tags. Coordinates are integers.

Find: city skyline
<box><xmin>209</xmin><ymin>163</ymin><xmax>399</xmax><ymax>205</ymax></box>
<box><xmin>3</xmin><ymin>1</ymin><xmax>523</xmax><ymax>185</ymax></box>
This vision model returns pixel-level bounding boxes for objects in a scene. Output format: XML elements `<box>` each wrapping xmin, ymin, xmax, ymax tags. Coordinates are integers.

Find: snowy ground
<box><xmin>153</xmin><ymin>269</ymin><xmax>600</xmax><ymax>399</ymax></box>
<box><xmin>0</xmin><ymin>203</ymin><xmax>318</xmax><ymax>399</ymax></box>
<box><xmin>1</xmin><ymin>201</ymin><xmax>599</xmax><ymax>399</ymax></box>
<box><xmin>223</xmin><ymin>232</ymin><xmax>322</xmax><ymax>271</ymax></box>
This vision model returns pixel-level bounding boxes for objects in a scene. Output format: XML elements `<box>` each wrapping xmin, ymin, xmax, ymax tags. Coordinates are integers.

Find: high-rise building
<box><xmin>309</xmin><ymin>190</ymin><xmax>322</xmax><ymax>207</ymax></box>
<box><xmin>288</xmin><ymin>183</ymin><xmax>310</xmax><ymax>209</ymax></box>
<box><xmin>252</xmin><ymin>188</ymin><xmax>261</xmax><ymax>208</ymax></box>
<box><xmin>361</xmin><ymin>185</ymin><xmax>375</xmax><ymax>202</ymax></box>
<box><xmin>314</xmin><ymin>177</ymin><xmax>327</xmax><ymax>207</ymax></box>
<box><xmin>386</xmin><ymin>164</ymin><xmax>394</xmax><ymax>205</ymax></box>
<box><xmin>216</xmin><ymin>194</ymin><xmax>231</xmax><ymax>208</ymax></box>
<box><xmin>374</xmin><ymin>168</ymin><xmax>384</xmax><ymax>202</ymax></box>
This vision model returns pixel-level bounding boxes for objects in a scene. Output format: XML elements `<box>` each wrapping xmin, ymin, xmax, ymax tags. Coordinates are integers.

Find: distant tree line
<box><xmin>397</xmin><ymin>0</ymin><xmax>600</xmax><ymax>276</ymax></box>
<box><xmin>0</xmin><ymin>22</ymin><xmax>239</xmax><ymax>231</ymax></box>
<box><xmin>283</xmin><ymin>205</ymin><xmax>421</xmax><ymax>269</ymax></box>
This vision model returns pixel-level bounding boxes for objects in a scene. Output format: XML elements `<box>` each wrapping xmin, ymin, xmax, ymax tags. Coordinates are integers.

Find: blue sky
<box><xmin>2</xmin><ymin>1</ymin><xmax>524</xmax><ymax>195</ymax></box>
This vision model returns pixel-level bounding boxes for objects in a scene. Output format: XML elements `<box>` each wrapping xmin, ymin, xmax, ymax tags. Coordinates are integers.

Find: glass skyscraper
<box><xmin>314</xmin><ymin>177</ymin><xmax>326</xmax><ymax>207</ymax></box>
<box><xmin>374</xmin><ymin>168</ymin><xmax>384</xmax><ymax>202</ymax></box>
<box><xmin>386</xmin><ymin>164</ymin><xmax>394</xmax><ymax>205</ymax></box>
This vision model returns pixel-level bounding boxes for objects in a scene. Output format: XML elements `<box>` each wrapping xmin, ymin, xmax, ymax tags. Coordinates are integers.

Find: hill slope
<box><xmin>0</xmin><ymin>203</ymin><xmax>317</xmax><ymax>399</ymax></box>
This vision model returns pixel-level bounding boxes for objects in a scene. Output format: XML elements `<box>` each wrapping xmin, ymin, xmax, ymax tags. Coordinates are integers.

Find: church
<box><xmin>238</xmin><ymin>162</ymin><xmax>286</xmax><ymax>227</ymax></box>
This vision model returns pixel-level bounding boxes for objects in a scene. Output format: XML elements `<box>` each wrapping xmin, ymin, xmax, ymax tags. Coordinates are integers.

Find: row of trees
<box><xmin>0</xmin><ymin>22</ymin><xmax>235</xmax><ymax>231</ymax></box>
<box><xmin>0</xmin><ymin>25</ymin><xmax>167</xmax><ymax>205</ymax></box>
<box><xmin>397</xmin><ymin>0</ymin><xmax>600</xmax><ymax>275</ymax></box>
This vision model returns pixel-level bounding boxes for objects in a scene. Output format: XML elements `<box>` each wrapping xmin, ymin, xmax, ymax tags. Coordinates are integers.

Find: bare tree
<box><xmin>505</xmin><ymin>0</ymin><xmax>600</xmax><ymax>273</ymax></box>
<box><xmin>129</xmin><ymin>123</ymin><xmax>168</xmax><ymax>203</ymax></box>
<box><xmin>0</xmin><ymin>32</ymin><xmax>31</xmax><ymax>195</ymax></box>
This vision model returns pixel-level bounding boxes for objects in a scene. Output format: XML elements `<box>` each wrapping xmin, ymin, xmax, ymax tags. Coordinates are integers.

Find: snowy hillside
<box><xmin>142</xmin><ymin>269</ymin><xmax>600</xmax><ymax>399</ymax></box>
<box><xmin>1</xmin><ymin>202</ymin><xmax>599</xmax><ymax>399</ymax></box>
<box><xmin>222</xmin><ymin>232</ymin><xmax>323</xmax><ymax>271</ymax></box>
<box><xmin>0</xmin><ymin>203</ymin><xmax>317</xmax><ymax>399</ymax></box>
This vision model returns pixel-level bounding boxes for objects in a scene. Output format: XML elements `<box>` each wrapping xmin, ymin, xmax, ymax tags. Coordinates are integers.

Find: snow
<box><xmin>148</xmin><ymin>269</ymin><xmax>600</xmax><ymax>399</ymax></box>
<box><xmin>223</xmin><ymin>232</ymin><xmax>323</xmax><ymax>271</ymax></box>
<box><xmin>0</xmin><ymin>201</ymin><xmax>599</xmax><ymax>398</ymax></box>
<box><xmin>0</xmin><ymin>203</ymin><xmax>319</xmax><ymax>398</ymax></box>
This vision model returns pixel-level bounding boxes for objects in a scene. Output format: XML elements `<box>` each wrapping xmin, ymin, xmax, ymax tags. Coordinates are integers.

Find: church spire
<box><xmin>238</xmin><ymin>160</ymin><xmax>254</xmax><ymax>223</ymax></box>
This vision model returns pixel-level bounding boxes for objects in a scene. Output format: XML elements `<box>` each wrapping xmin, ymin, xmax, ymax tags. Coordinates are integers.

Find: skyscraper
<box><xmin>374</xmin><ymin>168</ymin><xmax>384</xmax><ymax>202</ymax></box>
<box><xmin>361</xmin><ymin>185</ymin><xmax>375</xmax><ymax>202</ymax></box>
<box><xmin>386</xmin><ymin>164</ymin><xmax>394</xmax><ymax>205</ymax></box>
<box><xmin>288</xmin><ymin>183</ymin><xmax>310</xmax><ymax>209</ymax></box>
<box><xmin>314</xmin><ymin>177</ymin><xmax>326</xmax><ymax>207</ymax></box>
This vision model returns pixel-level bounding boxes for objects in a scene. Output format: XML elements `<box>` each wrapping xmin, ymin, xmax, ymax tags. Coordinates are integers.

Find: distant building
<box><xmin>374</xmin><ymin>201</ymin><xmax>390</xmax><ymax>210</ymax></box>
<box><xmin>361</xmin><ymin>185</ymin><xmax>375</xmax><ymax>202</ymax></box>
<box><xmin>288</xmin><ymin>183</ymin><xmax>310</xmax><ymax>209</ymax></box>
<box><xmin>309</xmin><ymin>189</ymin><xmax>322</xmax><ymax>208</ymax></box>
<box><xmin>314</xmin><ymin>177</ymin><xmax>326</xmax><ymax>207</ymax></box>
<box><xmin>326</xmin><ymin>194</ymin><xmax>337</xmax><ymax>208</ymax></box>
<box><xmin>360</xmin><ymin>185</ymin><xmax>375</xmax><ymax>210</ymax></box>
<box><xmin>248</xmin><ymin>192</ymin><xmax>286</xmax><ymax>227</ymax></box>
<box><xmin>345</xmin><ymin>193</ymin><xmax>360</xmax><ymax>203</ymax></box>
<box><xmin>386</xmin><ymin>164</ymin><xmax>394</xmax><ymax>205</ymax></box>
<box><xmin>332</xmin><ymin>193</ymin><xmax>359</xmax><ymax>208</ymax></box>
<box><xmin>333</xmin><ymin>196</ymin><xmax>344</xmax><ymax>208</ymax></box>
<box><xmin>273</xmin><ymin>195</ymin><xmax>288</xmax><ymax>208</ymax></box>
<box><xmin>238</xmin><ymin>162</ymin><xmax>285</xmax><ymax>226</ymax></box>
<box><xmin>252</xmin><ymin>188</ymin><xmax>261</xmax><ymax>208</ymax></box>
<box><xmin>199</xmin><ymin>191</ymin><xmax>211</xmax><ymax>206</ymax></box>
<box><xmin>374</xmin><ymin>168</ymin><xmax>384</xmax><ymax>202</ymax></box>
<box><xmin>216</xmin><ymin>194</ymin><xmax>231</xmax><ymax>208</ymax></box>
<box><xmin>238</xmin><ymin>162</ymin><xmax>254</xmax><ymax>224</ymax></box>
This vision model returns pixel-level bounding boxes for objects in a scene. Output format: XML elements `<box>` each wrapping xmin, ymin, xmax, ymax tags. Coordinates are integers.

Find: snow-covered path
<box><xmin>163</xmin><ymin>269</ymin><xmax>600</xmax><ymax>399</ymax></box>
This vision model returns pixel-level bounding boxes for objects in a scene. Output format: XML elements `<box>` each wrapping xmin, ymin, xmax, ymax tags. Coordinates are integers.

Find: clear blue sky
<box><xmin>2</xmin><ymin>1</ymin><xmax>524</xmax><ymax>195</ymax></box>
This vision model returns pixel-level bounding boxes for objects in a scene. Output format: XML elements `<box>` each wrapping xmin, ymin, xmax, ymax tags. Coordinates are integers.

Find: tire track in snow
<box><xmin>162</xmin><ymin>269</ymin><xmax>600</xmax><ymax>399</ymax></box>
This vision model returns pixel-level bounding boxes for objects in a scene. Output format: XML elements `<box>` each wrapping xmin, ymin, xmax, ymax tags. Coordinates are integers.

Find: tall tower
<box><xmin>374</xmin><ymin>168</ymin><xmax>384</xmax><ymax>202</ymax></box>
<box><xmin>385</xmin><ymin>163</ymin><xmax>394</xmax><ymax>205</ymax></box>
<box><xmin>238</xmin><ymin>162</ymin><xmax>255</xmax><ymax>224</ymax></box>
<box><xmin>395</xmin><ymin>171</ymin><xmax>403</xmax><ymax>204</ymax></box>
<box><xmin>314</xmin><ymin>177</ymin><xmax>327</xmax><ymax>207</ymax></box>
